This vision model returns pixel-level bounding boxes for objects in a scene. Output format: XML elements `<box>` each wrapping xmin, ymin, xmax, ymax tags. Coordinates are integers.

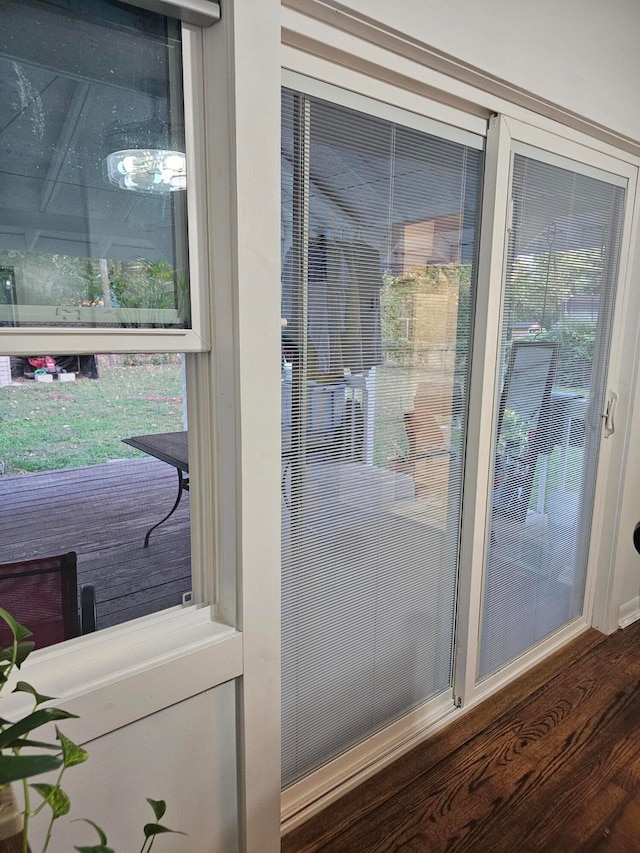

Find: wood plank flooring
<box><xmin>0</xmin><ymin>457</ymin><xmax>191</xmax><ymax>629</ymax></box>
<box><xmin>283</xmin><ymin>619</ymin><xmax>640</xmax><ymax>852</ymax></box>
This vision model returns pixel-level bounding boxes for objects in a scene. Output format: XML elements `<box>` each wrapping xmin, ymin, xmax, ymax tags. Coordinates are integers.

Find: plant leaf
<box><xmin>72</xmin><ymin>819</ymin><xmax>108</xmax><ymax>846</ymax></box>
<box><xmin>0</xmin><ymin>708</ymin><xmax>78</xmax><ymax>749</ymax></box>
<box><xmin>146</xmin><ymin>798</ymin><xmax>166</xmax><ymax>821</ymax></box>
<box><xmin>74</xmin><ymin>847</ymin><xmax>115</xmax><ymax>853</ymax></box>
<box><xmin>14</xmin><ymin>640</ymin><xmax>36</xmax><ymax>668</ymax></box>
<box><xmin>31</xmin><ymin>783</ymin><xmax>71</xmax><ymax>817</ymax></box>
<box><xmin>56</xmin><ymin>728</ymin><xmax>88</xmax><ymax>768</ymax></box>
<box><xmin>0</xmin><ymin>609</ymin><xmax>32</xmax><ymax>642</ymax></box>
<box><xmin>8</xmin><ymin>738</ymin><xmax>60</xmax><ymax>750</ymax></box>
<box><xmin>143</xmin><ymin>823</ymin><xmax>186</xmax><ymax>839</ymax></box>
<box><xmin>13</xmin><ymin>681</ymin><xmax>56</xmax><ymax>706</ymax></box>
<box><xmin>0</xmin><ymin>640</ymin><xmax>36</xmax><ymax>668</ymax></box>
<box><xmin>0</xmin><ymin>754</ymin><xmax>62</xmax><ymax>786</ymax></box>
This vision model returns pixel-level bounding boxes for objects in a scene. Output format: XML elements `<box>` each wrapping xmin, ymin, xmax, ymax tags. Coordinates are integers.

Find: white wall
<box><xmin>614</xmin><ymin>406</ymin><xmax>640</xmax><ymax>624</ymax></box>
<box><xmin>27</xmin><ymin>684</ymin><xmax>238</xmax><ymax>853</ymax></box>
<box><xmin>340</xmin><ymin>0</ymin><xmax>640</xmax><ymax>143</ymax></box>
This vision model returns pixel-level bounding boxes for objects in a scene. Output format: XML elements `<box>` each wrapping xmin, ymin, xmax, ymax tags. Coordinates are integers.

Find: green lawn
<box><xmin>0</xmin><ymin>357</ymin><xmax>184</xmax><ymax>475</ymax></box>
<box><xmin>2</xmin><ymin>355</ymin><xmax>584</xmax><ymax>502</ymax></box>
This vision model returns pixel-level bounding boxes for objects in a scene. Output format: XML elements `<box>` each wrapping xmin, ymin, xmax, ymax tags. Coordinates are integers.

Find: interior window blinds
<box><xmin>281</xmin><ymin>88</ymin><xmax>483</xmax><ymax>785</ymax></box>
<box><xmin>478</xmin><ymin>152</ymin><xmax>625</xmax><ymax>680</ymax></box>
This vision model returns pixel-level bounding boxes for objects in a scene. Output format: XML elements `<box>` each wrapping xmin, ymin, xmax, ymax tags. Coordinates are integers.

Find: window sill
<box><xmin>2</xmin><ymin>606</ymin><xmax>242</xmax><ymax>743</ymax></box>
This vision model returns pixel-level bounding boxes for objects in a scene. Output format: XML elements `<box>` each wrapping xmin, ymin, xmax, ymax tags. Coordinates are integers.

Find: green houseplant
<box><xmin>0</xmin><ymin>608</ymin><xmax>184</xmax><ymax>853</ymax></box>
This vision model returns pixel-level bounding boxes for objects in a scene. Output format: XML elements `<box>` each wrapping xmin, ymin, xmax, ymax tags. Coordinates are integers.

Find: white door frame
<box><xmin>454</xmin><ymin>114</ymin><xmax>639</xmax><ymax>710</ymax></box>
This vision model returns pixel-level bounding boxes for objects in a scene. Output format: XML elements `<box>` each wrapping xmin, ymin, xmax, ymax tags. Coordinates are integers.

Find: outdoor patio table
<box><xmin>122</xmin><ymin>431</ymin><xmax>188</xmax><ymax>548</ymax></box>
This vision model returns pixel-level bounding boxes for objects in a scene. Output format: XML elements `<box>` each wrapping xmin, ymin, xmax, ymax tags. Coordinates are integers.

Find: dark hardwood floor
<box><xmin>283</xmin><ymin>619</ymin><xmax>640</xmax><ymax>852</ymax></box>
<box><xmin>0</xmin><ymin>457</ymin><xmax>191</xmax><ymax>629</ymax></box>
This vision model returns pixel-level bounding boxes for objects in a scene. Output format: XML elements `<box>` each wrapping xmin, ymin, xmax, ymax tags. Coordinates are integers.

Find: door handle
<box><xmin>601</xmin><ymin>390</ymin><xmax>618</xmax><ymax>438</ymax></box>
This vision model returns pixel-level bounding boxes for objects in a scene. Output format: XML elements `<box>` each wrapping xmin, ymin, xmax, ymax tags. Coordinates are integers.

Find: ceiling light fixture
<box><xmin>105</xmin><ymin>148</ymin><xmax>186</xmax><ymax>193</ymax></box>
<box><xmin>104</xmin><ymin>110</ymin><xmax>186</xmax><ymax>195</ymax></box>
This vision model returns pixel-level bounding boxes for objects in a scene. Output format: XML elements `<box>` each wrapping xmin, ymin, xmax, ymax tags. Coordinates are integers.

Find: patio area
<box><xmin>0</xmin><ymin>456</ymin><xmax>191</xmax><ymax>630</ymax></box>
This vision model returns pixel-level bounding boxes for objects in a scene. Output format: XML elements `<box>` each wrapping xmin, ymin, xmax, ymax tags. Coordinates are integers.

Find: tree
<box><xmin>505</xmin><ymin>248</ymin><xmax>603</xmax><ymax>330</ymax></box>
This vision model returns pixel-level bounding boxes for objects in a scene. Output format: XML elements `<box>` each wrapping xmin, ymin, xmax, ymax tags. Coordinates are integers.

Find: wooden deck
<box><xmin>0</xmin><ymin>457</ymin><xmax>191</xmax><ymax>630</ymax></box>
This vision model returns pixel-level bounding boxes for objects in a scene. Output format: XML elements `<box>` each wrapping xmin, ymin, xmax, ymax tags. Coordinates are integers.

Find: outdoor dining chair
<box><xmin>0</xmin><ymin>552</ymin><xmax>96</xmax><ymax>650</ymax></box>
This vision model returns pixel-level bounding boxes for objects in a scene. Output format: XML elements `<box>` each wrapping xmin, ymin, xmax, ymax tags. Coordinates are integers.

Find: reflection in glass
<box><xmin>478</xmin><ymin>154</ymin><xmax>625</xmax><ymax>679</ymax></box>
<box><xmin>0</xmin><ymin>0</ymin><xmax>189</xmax><ymax>329</ymax></box>
<box><xmin>105</xmin><ymin>149</ymin><xmax>187</xmax><ymax>194</ymax></box>
<box><xmin>281</xmin><ymin>91</ymin><xmax>483</xmax><ymax>785</ymax></box>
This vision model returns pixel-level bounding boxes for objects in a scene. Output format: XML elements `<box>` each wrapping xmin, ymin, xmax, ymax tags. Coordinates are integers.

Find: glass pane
<box><xmin>0</xmin><ymin>0</ymin><xmax>189</xmax><ymax>329</ymax></box>
<box><xmin>0</xmin><ymin>352</ymin><xmax>192</xmax><ymax>648</ymax></box>
<box><xmin>281</xmin><ymin>90</ymin><xmax>483</xmax><ymax>785</ymax></box>
<box><xmin>478</xmin><ymin>154</ymin><xmax>625</xmax><ymax>679</ymax></box>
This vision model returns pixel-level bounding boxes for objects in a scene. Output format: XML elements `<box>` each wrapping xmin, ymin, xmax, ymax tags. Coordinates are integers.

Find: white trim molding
<box><xmin>219</xmin><ymin>0</ymin><xmax>283</xmax><ymax>851</ymax></box>
<box><xmin>282</xmin><ymin>0</ymin><xmax>640</xmax><ymax>159</ymax></box>
<box><xmin>619</xmin><ymin>595</ymin><xmax>640</xmax><ymax>628</ymax></box>
<box><xmin>125</xmin><ymin>0</ymin><xmax>220</xmax><ymax>27</ymax></box>
<box><xmin>281</xmin><ymin>67</ymin><xmax>486</xmax><ymax>140</ymax></box>
<box><xmin>453</xmin><ymin>113</ymin><xmax>512</xmax><ymax>704</ymax></box>
<box><xmin>1</xmin><ymin>607</ymin><xmax>242</xmax><ymax>745</ymax></box>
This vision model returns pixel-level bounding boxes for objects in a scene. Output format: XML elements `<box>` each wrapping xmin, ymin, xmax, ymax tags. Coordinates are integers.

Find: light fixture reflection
<box><xmin>105</xmin><ymin>148</ymin><xmax>187</xmax><ymax>193</ymax></box>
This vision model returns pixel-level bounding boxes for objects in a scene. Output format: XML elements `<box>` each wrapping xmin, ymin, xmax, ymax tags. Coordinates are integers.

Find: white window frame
<box><xmin>126</xmin><ymin>0</ymin><xmax>220</xmax><ymax>27</ymax></box>
<box><xmin>0</xmin><ymin>7</ymin><xmax>215</xmax><ymax>625</ymax></box>
<box><xmin>2</xmin><ymin>2</ymin><xmax>283</xmax><ymax>852</ymax></box>
<box><xmin>0</xmin><ymin>4</ymin><xmax>211</xmax><ymax>355</ymax></box>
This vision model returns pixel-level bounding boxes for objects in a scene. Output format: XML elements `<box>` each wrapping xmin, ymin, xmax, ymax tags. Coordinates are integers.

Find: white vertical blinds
<box><xmin>478</xmin><ymin>151</ymin><xmax>625</xmax><ymax>680</ymax></box>
<box><xmin>281</xmin><ymin>88</ymin><xmax>484</xmax><ymax>785</ymax></box>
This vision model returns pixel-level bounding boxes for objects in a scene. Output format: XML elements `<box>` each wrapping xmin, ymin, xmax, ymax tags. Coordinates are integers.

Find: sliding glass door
<box><xmin>478</xmin><ymin>147</ymin><xmax>626</xmax><ymax>679</ymax></box>
<box><xmin>280</xmin><ymin>83</ymin><xmax>632</xmax><ymax>795</ymax></box>
<box><xmin>281</xmin><ymin>88</ymin><xmax>483</xmax><ymax>785</ymax></box>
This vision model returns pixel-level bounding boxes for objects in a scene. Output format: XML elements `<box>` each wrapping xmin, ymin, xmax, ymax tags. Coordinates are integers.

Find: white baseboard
<box><xmin>619</xmin><ymin>595</ymin><xmax>640</xmax><ymax>628</ymax></box>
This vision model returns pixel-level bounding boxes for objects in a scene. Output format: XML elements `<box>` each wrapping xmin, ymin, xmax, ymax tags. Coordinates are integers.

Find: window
<box><xmin>281</xmin><ymin>85</ymin><xmax>483</xmax><ymax>785</ymax></box>
<box><xmin>0</xmin><ymin>0</ymin><xmax>210</xmax><ymax>645</ymax></box>
<box><xmin>478</xmin><ymin>147</ymin><xmax>626</xmax><ymax>679</ymax></box>
<box><xmin>0</xmin><ymin>352</ymin><xmax>192</xmax><ymax>642</ymax></box>
<box><xmin>0</xmin><ymin>0</ymin><xmax>207</xmax><ymax>349</ymax></box>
